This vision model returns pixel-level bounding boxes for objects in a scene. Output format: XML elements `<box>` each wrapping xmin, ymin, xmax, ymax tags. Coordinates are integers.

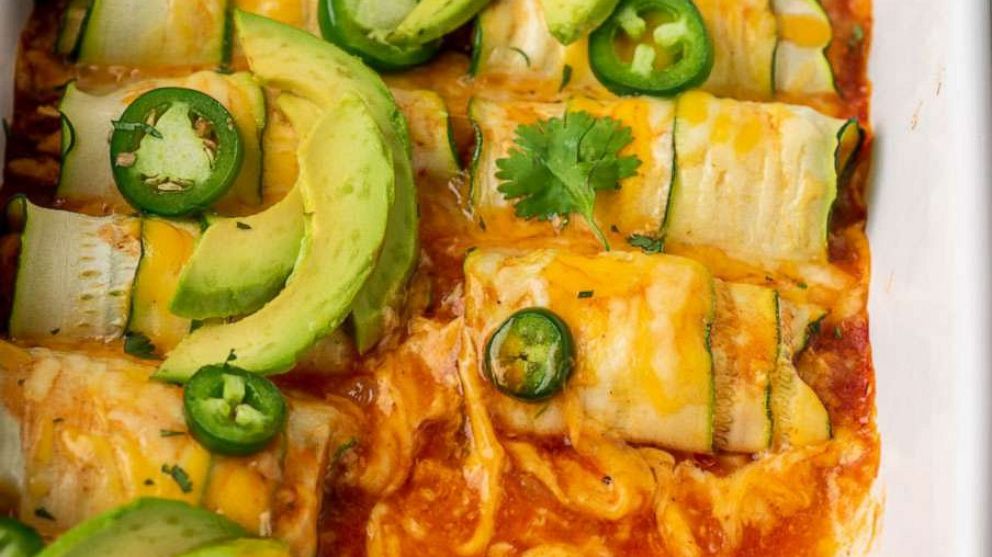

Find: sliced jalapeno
<box><xmin>484</xmin><ymin>308</ymin><xmax>575</xmax><ymax>401</ymax></box>
<box><xmin>318</xmin><ymin>0</ymin><xmax>440</xmax><ymax>72</ymax></box>
<box><xmin>589</xmin><ymin>0</ymin><xmax>713</xmax><ymax>97</ymax></box>
<box><xmin>0</xmin><ymin>517</ymin><xmax>44</xmax><ymax>557</ymax></box>
<box><xmin>110</xmin><ymin>87</ymin><xmax>243</xmax><ymax>217</ymax></box>
<box><xmin>183</xmin><ymin>365</ymin><xmax>286</xmax><ymax>456</ymax></box>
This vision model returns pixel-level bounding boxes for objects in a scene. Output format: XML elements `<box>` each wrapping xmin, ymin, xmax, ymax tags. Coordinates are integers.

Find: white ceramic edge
<box><xmin>869</xmin><ymin>0</ymin><xmax>991</xmax><ymax>556</ymax></box>
<box><xmin>0</xmin><ymin>1</ymin><xmax>989</xmax><ymax>555</ymax></box>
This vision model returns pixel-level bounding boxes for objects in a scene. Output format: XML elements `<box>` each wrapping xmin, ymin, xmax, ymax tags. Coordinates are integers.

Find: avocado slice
<box><xmin>235</xmin><ymin>11</ymin><xmax>418</xmax><ymax>354</ymax></box>
<box><xmin>169</xmin><ymin>95</ymin><xmax>320</xmax><ymax>320</ymax></box>
<box><xmin>389</xmin><ymin>0</ymin><xmax>492</xmax><ymax>46</ymax></box>
<box><xmin>155</xmin><ymin>95</ymin><xmax>394</xmax><ymax>380</ymax></box>
<box><xmin>37</xmin><ymin>498</ymin><xmax>244</xmax><ymax>557</ymax></box>
<box><xmin>539</xmin><ymin>0</ymin><xmax>621</xmax><ymax>45</ymax></box>
<box><xmin>177</xmin><ymin>539</ymin><xmax>291</xmax><ymax>557</ymax></box>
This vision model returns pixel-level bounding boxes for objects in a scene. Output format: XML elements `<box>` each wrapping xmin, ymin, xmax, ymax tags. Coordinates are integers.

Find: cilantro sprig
<box><xmin>495</xmin><ymin>111</ymin><xmax>641</xmax><ymax>249</ymax></box>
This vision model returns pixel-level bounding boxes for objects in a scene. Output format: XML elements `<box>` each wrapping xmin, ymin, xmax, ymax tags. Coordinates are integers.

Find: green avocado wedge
<box><xmin>388</xmin><ymin>0</ymin><xmax>492</xmax><ymax>46</ymax></box>
<box><xmin>539</xmin><ymin>0</ymin><xmax>621</xmax><ymax>45</ymax></box>
<box><xmin>176</xmin><ymin>539</ymin><xmax>291</xmax><ymax>557</ymax></box>
<box><xmin>155</xmin><ymin>95</ymin><xmax>393</xmax><ymax>381</ymax></box>
<box><xmin>36</xmin><ymin>498</ymin><xmax>245</xmax><ymax>557</ymax></box>
<box><xmin>169</xmin><ymin>95</ymin><xmax>320</xmax><ymax>320</ymax></box>
<box><xmin>233</xmin><ymin>11</ymin><xmax>419</xmax><ymax>354</ymax></box>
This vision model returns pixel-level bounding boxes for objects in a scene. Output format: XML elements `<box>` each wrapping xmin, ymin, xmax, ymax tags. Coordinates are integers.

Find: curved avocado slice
<box><xmin>37</xmin><ymin>498</ymin><xmax>244</xmax><ymax>557</ymax></box>
<box><xmin>539</xmin><ymin>0</ymin><xmax>620</xmax><ymax>45</ymax></box>
<box><xmin>389</xmin><ymin>0</ymin><xmax>492</xmax><ymax>46</ymax></box>
<box><xmin>235</xmin><ymin>11</ymin><xmax>418</xmax><ymax>354</ymax></box>
<box><xmin>169</xmin><ymin>95</ymin><xmax>320</xmax><ymax>320</ymax></box>
<box><xmin>177</xmin><ymin>539</ymin><xmax>291</xmax><ymax>557</ymax></box>
<box><xmin>155</xmin><ymin>96</ymin><xmax>393</xmax><ymax>380</ymax></box>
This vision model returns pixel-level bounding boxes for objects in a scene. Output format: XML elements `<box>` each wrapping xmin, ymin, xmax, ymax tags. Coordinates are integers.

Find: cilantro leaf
<box><xmin>495</xmin><ymin>111</ymin><xmax>641</xmax><ymax>249</ymax></box>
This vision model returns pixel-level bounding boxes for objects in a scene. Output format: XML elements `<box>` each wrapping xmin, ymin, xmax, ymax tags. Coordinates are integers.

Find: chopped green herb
<box><xmin>808</xmin><ymin>320</ymin><xmax>822</xmax><ymax>337</ymax></box>
<box><xmin>626</xmin><ymin>233</ymin><xmax>664</xmax><ymax>254</ymax></box>
<box><xmin>833</xmin><ymin>326</ymin><xmax>843</xmax><ymax>339</ymax></box>
<box><xmin>143</xmin><ymin>478</ymin><xmax>155</xmax><ymax>486</ymax></box>
<box><xmin>34</xmin><ymin>507</ymin><xmax>56</xmax><ymax>521</ymax></box>
<box><xmin>124</xmin><ymin>332</ymin><xmax>158</xmax><ymax>360</ymax></box>
<box><xmin>496</xmin><ymin>111</ymin><xmax>641</xmax><ymax>249</ymax></box>
<box><xmin>797</xmin><ymin>281</ymin><xmax>808</xmax><ymax>290</ymax></box>
<box><xmin>159</xmin><ymin>429</ymin><xmax>186</xmax><ymax>437</ymax></box>
<box><xmin>161</xmin><ymin>463</ymin><xmax>193</xmax><ymax>493</ymax></box>
<box><xmin>560</xmin><ymin>64</ymin><xmax>573</xmax><ymax>91</ymax></box>
<box><xmin>848</xmin><ymin>24</ymin><xmax>865</xmax><ymax>48</ymax></box>
<box><xmin>235</xmin><ymin>221</ymin><xmax>252</xmax><ymax>230</ymax></box>
<box><xmin>510</xmin><ymin>47</ymin><xmax>532</xmax><ymax>67</ymax></box>
<box><xmin>577</xmin><ymin>290</ymin><xmax>594</xmax><ymax>299</ymax></box>
<box><xmin>534</xmin><ymin>403</ymin><xmax>551</xmax><ymax>418</ymax></box>
<box><xmin>112</xmin><ymin>120</ymin><xmax>163</xmax><ymax>139</ymax></box>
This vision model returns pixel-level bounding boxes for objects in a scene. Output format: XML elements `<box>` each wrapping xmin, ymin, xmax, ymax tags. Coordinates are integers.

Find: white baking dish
<box><xmin>1</xmin><ymin>1</ymin><xmax>989</xmax><ymax>555</ymax></box>
<box><xmin>868</xmin><ymin>0</ymin><xmax>992</xmax><ymax>555</ymax></box>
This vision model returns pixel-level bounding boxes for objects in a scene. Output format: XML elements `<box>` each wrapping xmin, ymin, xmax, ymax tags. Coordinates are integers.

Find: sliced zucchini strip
<box><xmin>711</xmin><ymin>281</ymin><xmax>778</xmax><ymax>453</ymax></box>
<box><xmin>391</xmin><ymin>89</ymin><xmax>461</xmax><ymax>184</ymax></box>
<box><xmin>471</xmin><ymin>0</ymin><xmax>603</xmax><ymax>97</ymax></box>
<box><xmin>126</xmin><ymin>218</ymin><xmax>201</xmax><ymax>357</ymax></box>
<box><xmin>783</xmin><ymin>299</ymin><xmax>827</xmax><ymax>353</ymax></box>
<box><xmin>771</xmin><ymin>299</ymin><xmax>831</xmax><ymax>447</ymax></box>
<box><xmin>668</xmin><ymin>91</ymin><xmax>859</xmax><ymax>263</ymax></box>
<box><xmin>773</xmin><ymin>0</ymin><xmax>836</xmax><ymax>95</ymax></box>
<box><xmin>77</xmin><ymin>0</ymin><xmax>228</xmax><ymax>67</ymax></box>
<box><xmin>468</xmin><ymin>96</ymin><xmax>674</xmax><ymax>242</ymax></box>
<box><xmin>693</xmin><ymin>0</ymin><xmax>777</xmax><ymax>99</ymax></box>
<box><xmin>464</xmin><ymin>249</ymin><xmax>716</xmax><ymax>454</ymax></box>
<box><xmin>57</xmin><ymin>72</ymin><xmax>265</xmax><ymax>214</ymax></box>
<box><xmin>55</xmin><ymin>0</ymin><xmax>94</xmax><ymax>58</ymax></box>
<box><xmin>8</xmin><ymin>198</ymin><xmax>140</xmax><ymax>343</ymax></box>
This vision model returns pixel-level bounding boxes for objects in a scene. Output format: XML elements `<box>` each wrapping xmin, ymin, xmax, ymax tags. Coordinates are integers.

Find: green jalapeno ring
<box><xmin>318</xmin><ymin>0</ymin><xmax>440</xmax><ymax>72</ymax></box>
<box><xmin>183</xmin><ymin>365</ymin><xmax>287</xmax><ymax>456</ymax></box>
<box><xmin>0</xmin><ymin>516</ymin><xmax>44</xmax><ymax>557</ymax></box>
<box><xmin>589</xmin><ymin>0</ymin><xmax>714</xmax><ymax>97</ymax></box>
<box><xmin>484</xmin><ymin>308</ymin><xmax>575</xmax><ymax>402</ymax></box>
<box><xmin>110</xmin><ymin>87</ymin><xmax>243</xmax><ymax>217</ymax></box>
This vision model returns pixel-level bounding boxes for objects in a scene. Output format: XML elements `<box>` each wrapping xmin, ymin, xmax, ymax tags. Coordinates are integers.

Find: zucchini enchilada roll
<box><xmin>471</xmin><ymin>0</ymin><xmax>839</xmax><ymax>100</ymax></box>
<box><xmin>468</xmin><ymin>91</ymin><xmax>861</xmax><ymax>266</ymax></box>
